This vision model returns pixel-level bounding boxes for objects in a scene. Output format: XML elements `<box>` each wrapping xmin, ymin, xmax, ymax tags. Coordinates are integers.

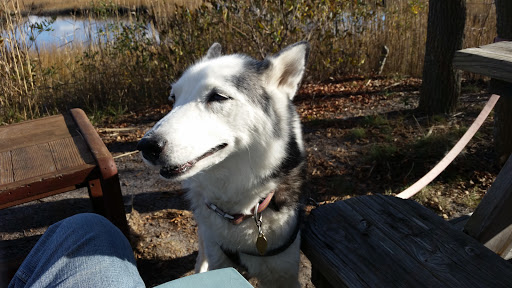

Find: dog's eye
<box><xmin>208</xmin><ymin>92</ymin><xmax>230</xmax><ymax>103</ymax></box>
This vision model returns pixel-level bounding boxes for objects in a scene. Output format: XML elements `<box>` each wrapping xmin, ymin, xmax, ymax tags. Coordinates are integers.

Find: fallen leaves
<box><xmin>128</xmin><ymin>209</ymin><xmax>197</xmax><ymax>262</ymax></box>
<box><xmin>295</xmin><ymin>78</ymin><xmax>498</xmax><ymax>220</ymax></box>
<box><xmin>103</xmin><ymin>77</ymin><xmax>497</xmax><ymax>223</ymax></box>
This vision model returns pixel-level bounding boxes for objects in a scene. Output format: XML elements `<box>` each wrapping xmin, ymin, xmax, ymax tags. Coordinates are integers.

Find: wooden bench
<box><xmin>0</xmin><ymin>108</ymin><xmax>128</xmax><ymax>236</ymax></box>
<box><xmin>301</xmin><ymin>42</ymin><xmax>512</xmax><ymax>287</ymax></box>
<box><xmin>302</xmin><ymin>169</ymin><xmax>512</xmax><ymax>287</ymax></box>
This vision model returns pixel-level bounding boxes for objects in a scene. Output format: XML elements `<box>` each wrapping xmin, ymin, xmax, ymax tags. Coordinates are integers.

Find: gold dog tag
<box><xmin>256</xmin><ymin>233</ymin><xmax>268</xmax><ymax>255</ymax></box>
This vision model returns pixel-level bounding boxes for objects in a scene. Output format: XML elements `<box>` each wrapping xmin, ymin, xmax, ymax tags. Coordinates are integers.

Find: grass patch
<box><xmin>412</xmin><ymin>127</ymin><xmax>467</xmax><ymax>162</ymax></box>
<box><xmin>458</xmin><ymin>188</ymin><xmax>482</xmax><ymax>210</ymax></box>
<box><xmin>364</xmin><ymin>114</ymin><xmax>389</xmax><ymax>127</ymax></box>
<box><xmin>349</xmin><ymin>128</ymin><xmax>367</xmax><ymax>139</ymax></box>
<box><xmin>366</xmin><ymin>143</ymin><xmax>398</xmax><ymax>162</ymax></box>
<box><xmin>412</xmin><ymin>186</ymin><xmax>452</xmax><ymax>216</ymax></box>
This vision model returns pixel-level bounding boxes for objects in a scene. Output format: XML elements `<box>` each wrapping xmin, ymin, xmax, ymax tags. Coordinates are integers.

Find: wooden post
<box><xmin>493</xmin><ymin>0</ymin><xmax>512</xmax><ymax>165</ymax></box>
<box><xmin>464</xmin><ymin>155</ymin><xmax>512</xmax><ymax>258</ymax></box>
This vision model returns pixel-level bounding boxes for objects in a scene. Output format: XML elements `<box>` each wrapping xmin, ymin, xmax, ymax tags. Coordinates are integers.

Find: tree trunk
<box><xmin>419</xmin><ymin>0</ymin><xmax>466</xmax><ymax>115</ymax></box>
<box><xmin>493</xmin><ymin>0</ymin><xmax>512</xmax><ymax>165</ymax></box>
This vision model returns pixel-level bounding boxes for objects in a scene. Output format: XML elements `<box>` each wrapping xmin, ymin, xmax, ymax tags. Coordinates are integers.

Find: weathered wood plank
<box><xmin>302</xmin><ymin>199</ymin><xmax>446</xmax><ymax>288</ymax></box>
<box><xmin>0</xmin><ymin>115</ymin><xmax>79</xmax><ymax>153</ymax></box>
<box><xmin>11</xmin><ymin>144</ymin><xmax>56</xmax><ymax>181</ymax></box>
<box><xmin>351</xmin><ymin>196</ymin><xmax>481</xmax><ymax>287</ymax></box>
<box><xmin>0</xmin><ymin>186</ymin><xmax>76</xmax><ymax>209</ymax></box>
<box><xmin>302</xmin><ymin>202</ymin><xmax>374</xmax><ymax>288</ymax></box>
<box><xmin>0</xmin><ymin>151</ymin><xmax>13</xmax><ymax>185</ymax></box>
<box><xmin>302</xmin><ymin>195</ymin><xmax>512</xmax><ymax>288</ymax></box>
<box><xmin>379</xmin><ymin>195</ymin><xmax>512</xmax><ymax>285</ymax></box>
<box><xmin>479</xmin><ymin>41</ymin><xmax>512</xmax><ymax>54</ymax></box>
<box><xmin>453</xmin><ymin>42</ymin><xmax>512</xmax><ymax>83</ymax></box>
<box><xmin>464</xmin><ymin>154</ymin><xmax>512</xmax><ymax>258</ymax></box>
<box><xmin>448</xmin><ymin>214</ymin><xmax>470</xmax><ymax>232</ymax></box>
<box><xmin>0</xmin><ymin>110</ymin><xmax>129</xmax><ymax>236</ymax></box>
<box><xmin>48</xmin><ymin>136</ymin><xmax>95</xmax><ymax>171</ymax></box>
<box><xmin>369</xmin><ymin>195</ymin><xmax>512</xmax><ymax>287</ymax></box>
<box><xmin>0</xmin><ymin>164</ymin><xmax>95</xmax><ymax>209</ymax></box>
<box><xmin>70</xmin><ymin>108</ymin><xmax>118</xmax><ymax>179</ymax></box>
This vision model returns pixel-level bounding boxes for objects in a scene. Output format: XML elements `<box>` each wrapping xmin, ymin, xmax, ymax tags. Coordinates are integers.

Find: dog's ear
<box><xmin>205</xmin><ymin>43</ymin><xmax>222</xmax><ymax>59</ymax></box>
<box><xmin>266</xmin><ymin>41</ymin><xmax>309</xmax><ymax>100</ymax></box>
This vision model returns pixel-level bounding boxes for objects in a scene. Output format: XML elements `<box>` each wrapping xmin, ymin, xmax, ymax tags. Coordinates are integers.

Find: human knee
<box><xmin>48</xmin><ymin>213</ymin><xmax>133</xmax><ymax>260</ymax></box>
<box><xmin>52</xmin><ymin>213</ymin><xmax>121</xmax><ymax>240</ymax></box>
<box><xmin>59</xmin><ymin>212</ymin><xmax>110</xmax><ymax>229</ymax></box>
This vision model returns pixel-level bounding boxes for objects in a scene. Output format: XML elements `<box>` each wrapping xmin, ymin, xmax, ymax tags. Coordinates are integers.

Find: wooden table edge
<box><xmin>69</xmin><ymin>108</ymin><xmax>118</xmax><ymax>179</ymax></box>
<box><xmin>0</xmin><ymin>164</ymin><xmax>96</xmax><ymax>209</ymax></box>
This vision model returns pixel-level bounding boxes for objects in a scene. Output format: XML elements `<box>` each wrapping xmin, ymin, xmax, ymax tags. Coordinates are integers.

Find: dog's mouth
<box><xmin>160</xmin><ymin>143</ymin><xmax>228</xmax><ymax>178</ymax></box>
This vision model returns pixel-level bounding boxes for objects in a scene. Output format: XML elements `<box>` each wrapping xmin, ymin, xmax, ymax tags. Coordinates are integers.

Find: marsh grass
<box><xmin>16</xmin><ymin>0</ymin><xmax>203</xmax><ymax>16</ymax></box>
<box><xmin>0</xmin><ymin>0</ymin><xmax>497</xmax><ymax>123</ymax></box>
<box><xmin>1</xmin><ymin>0</ymin><xmax>174</xmax><ymax>123</ymax></box>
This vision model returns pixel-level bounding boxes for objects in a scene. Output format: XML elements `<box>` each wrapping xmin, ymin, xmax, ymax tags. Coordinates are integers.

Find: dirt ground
<box><xmin>0</xmin><ymin>77</ymin><xmax>499</xmax><ymax>287</ymax></box>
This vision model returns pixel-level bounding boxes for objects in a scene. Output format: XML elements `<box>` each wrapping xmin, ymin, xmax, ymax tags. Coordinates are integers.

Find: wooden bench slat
<box><xmin>379</xmin><ymin>195</ymin><xmax>512</xmax><ymax>286</ymax></box>
<box><xmin>350</xmin><ymin>196</ymin><xmax>481</xmax><ymax>287</ymax></box>
<box><xmin>0</xmin><ymin>115</ymin><xmax>78</xmax><ymax>153</ymax></box>
<box><xmin>303</xmin><ymin>195</ymin><xmax>512</xmax><ymax>288</ymax></box>
<box><xmin>0</xmin><ymin>152</ymin><xmax>13</xmax><ymax>185</ymax></box>
<box><xmin>479</xmin><ymin>41</ymin><xmax>512</xmax><ymax>54</ymax></box>
<box><xmin>453</xmin><ymin>42</ymin><xmax>512</xmax><ymax>84</ymax></box>
<box><xmin>11</xmin><ymin>144</ymin><xmax>56</xmax><ymax>182</ymax></box>
<box><xmin>303</xmin><ymin>199</ymin><xmax>446</xmax><ymax>288</ymax></box>
<box><xmin>368</xmin><ymin>195</ymin><xmax>512</xmax><ymax>287</ymax></box>
<box><xmin>302</xmin><ymin>202</ymin><xmax>380</xmax><ymax>287</ymax></box>
<box><xmin>48</xmin><ymin>136</ymin><xmax>95</xmax><ymax>171</ymax></box>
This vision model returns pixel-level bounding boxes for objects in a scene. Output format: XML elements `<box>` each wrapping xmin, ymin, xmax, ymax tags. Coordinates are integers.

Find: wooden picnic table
<box><xmin>301</xmin><ymin>41</ymin><xmax>512</xmax><ymax>287</ymax></box>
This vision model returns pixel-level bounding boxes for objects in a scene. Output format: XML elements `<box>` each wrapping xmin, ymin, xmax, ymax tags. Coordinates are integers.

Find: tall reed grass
<box><xmin>0</xmin><ymin>0</ymin><xmax>497</xmax><ymax>124</ymax></box>
<box><xmin>1</xmin><ymin>0</ymin><xmax>174</xmax><ymax>123</ymax></box>
<box><xmin>15</xmin><ymin>0</ymin><xmax>203</xmax><ymax>16</ymax></box>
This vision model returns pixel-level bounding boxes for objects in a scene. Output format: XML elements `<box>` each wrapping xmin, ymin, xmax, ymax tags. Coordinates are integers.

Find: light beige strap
<box><xmin>397</xmin><ymin>94</ymin><xmax>500</xmax><ymax>199</ymax></box>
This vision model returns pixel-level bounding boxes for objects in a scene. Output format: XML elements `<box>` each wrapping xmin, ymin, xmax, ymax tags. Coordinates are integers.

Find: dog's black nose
<box><xmin>137</xmin><ymin>137</ymin><xmax>166</xmax><ymax>163</ymax></box>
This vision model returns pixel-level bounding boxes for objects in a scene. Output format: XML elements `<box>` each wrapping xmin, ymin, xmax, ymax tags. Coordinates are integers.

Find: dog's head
<box><xmin>137</xmin><ymin>42</ymin><xmax>309</xmax><ymax>181</ymax></box>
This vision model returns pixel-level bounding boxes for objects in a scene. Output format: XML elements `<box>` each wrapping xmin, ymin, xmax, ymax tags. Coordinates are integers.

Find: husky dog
<box><xmin>137</xmin><ymin>41</ymin><xmax>309</xmax><ymax>287</ymax></box>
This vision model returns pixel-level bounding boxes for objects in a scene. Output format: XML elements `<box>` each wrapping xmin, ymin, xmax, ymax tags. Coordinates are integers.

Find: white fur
<box><xmin>140</xmin><ymin>42</ymin><xmax>309</xmax><ymax>288</ymax></box>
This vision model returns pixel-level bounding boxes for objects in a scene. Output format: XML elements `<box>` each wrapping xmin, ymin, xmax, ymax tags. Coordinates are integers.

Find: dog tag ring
<box><xmin>256</xmin><ymin>233</ymin><xmax>268</xmax><ymax>255</ymax></box>
<box><xmin>254</xmin><ymin>202</ymin><xmax>268</xmax><ymax>255</ymax></box>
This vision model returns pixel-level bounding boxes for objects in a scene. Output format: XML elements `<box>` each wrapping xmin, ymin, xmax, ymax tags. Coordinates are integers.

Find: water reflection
<box><xmin>5</xmin><ymin>15</ymin><xmax>159</xmax><ymax>48</ymax></box>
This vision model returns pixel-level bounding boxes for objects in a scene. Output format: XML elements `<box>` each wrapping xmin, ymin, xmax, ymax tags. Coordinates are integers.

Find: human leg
<box><xmin>9</xmin><ymin>213</ymin><xmax>144</xmax><ymax>288</ymax></box>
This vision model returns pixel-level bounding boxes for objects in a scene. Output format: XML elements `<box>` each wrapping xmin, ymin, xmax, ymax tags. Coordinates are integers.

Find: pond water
<box><xmin>3</xmin><ymin>15</ymin><xmax>159</xmax><ymax>48</ymax></box>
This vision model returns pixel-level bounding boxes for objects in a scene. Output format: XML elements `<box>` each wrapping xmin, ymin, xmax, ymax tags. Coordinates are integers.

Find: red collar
<box><xmin>205</xmin><ymin>191</ymin><xmax>275</xmax><ymax>225</ymax></box>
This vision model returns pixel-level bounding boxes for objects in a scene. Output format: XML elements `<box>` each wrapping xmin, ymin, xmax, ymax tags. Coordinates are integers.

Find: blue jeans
<box><xmin>9</xmin><ymin>213</ymin><xmax>145</xmax><ymax>288</ymax></box>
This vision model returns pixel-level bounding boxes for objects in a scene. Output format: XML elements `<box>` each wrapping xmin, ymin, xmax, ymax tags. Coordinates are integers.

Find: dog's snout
<box><xmin>137</xmin><ymin>136</ymin><xmax>167</xmax><ymax>163</ymax></box>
